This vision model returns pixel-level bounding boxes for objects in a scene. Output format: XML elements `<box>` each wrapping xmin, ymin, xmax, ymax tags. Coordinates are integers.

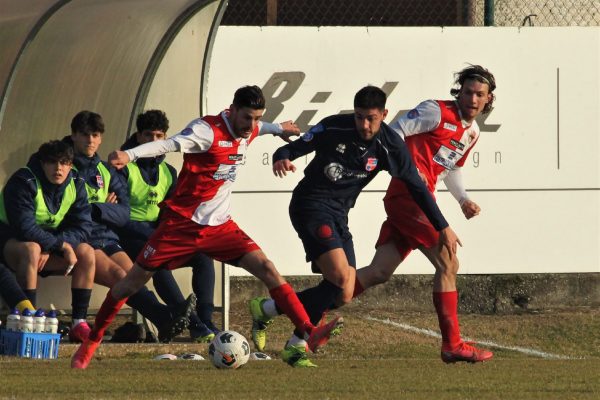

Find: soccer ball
<box><xmin>208</xmin><ymin>330</ymin><xmax>250</xmax><ymax>369</ymax></box>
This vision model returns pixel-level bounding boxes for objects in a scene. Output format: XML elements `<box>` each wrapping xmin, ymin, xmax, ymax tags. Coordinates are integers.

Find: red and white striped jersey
<box><xmin>389</xmin><ymin>100</ymin><xmax>480</xmax><ymax>193</ymax></box>
<box><xmin>162</xmin><ymin>111</ymin><xmax>264</xmax><ymax>226</ymax></box>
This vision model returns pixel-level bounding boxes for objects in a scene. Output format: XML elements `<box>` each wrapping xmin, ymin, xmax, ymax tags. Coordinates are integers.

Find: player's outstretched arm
<box><xmin>273</xmin><ymin>159</ymin><xmax>296</xmax><ymax>178</ymax></box>
<box><xmin>438</xmin><ymin>226</ymin><xmax>462</xmax><ymax>259</ymax></box>
<box><xmin>107</xmin><ymin>150</ymin><xmax>130</xmax><ymax>170</ymax></box>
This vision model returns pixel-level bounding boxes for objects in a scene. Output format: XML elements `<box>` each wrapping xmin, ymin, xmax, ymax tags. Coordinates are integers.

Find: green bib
<box><xmin>0</xmin><ymin>168</ymin><xmax>76</xmax><ymax>229</ymax></box>
<box><xmin>127</xmin><ymin>162</ymin><xmax>172</xmax><ymax>222</ymax></box>
<box><xmin>73</xmin><ymin>162</ymin><xmax>111</xmax><ymax>203</ymax></box>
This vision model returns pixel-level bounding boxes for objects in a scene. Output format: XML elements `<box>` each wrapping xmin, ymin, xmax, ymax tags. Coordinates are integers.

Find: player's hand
<box><xmin>37</xmin><ymin>252</ymin><xmax>50</xmax><ymax>272</ymax></box>
<box><xmin>279</xmin><ymin>121</ymin><xmax>301</xmax><ymax>143</ymax></box>
<box><xmin>61</xmin><ymin>242</ymin><xmax>78</xmax><ymax>274</ymax></box>
<box><xmin>106</xmin><ymin>192</ymin><xmax>118</xmax><ymax>204</ymax></box>
<box><xmin>273</xmin><ymin>159</ymin><xmax>296</xmax><ymax>177</ymax></box>
<box><xmin>438</xmin><ymin>227</ymin><xmax>462</xmax><ymax>259</ymax></box>
<box><xmin>461</xmin><ymin>200</ymin><xmax>481</xmax><ymax>220</ymax></box>
<box><xmin>108</xmin><ymin>150</ymin><xmax>130</xmax><ymax>169</ymax></box>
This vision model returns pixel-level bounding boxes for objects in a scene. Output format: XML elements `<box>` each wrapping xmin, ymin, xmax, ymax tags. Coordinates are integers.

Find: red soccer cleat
<box><xmin>69</xmin><ymin>321</ymin><xmax>91</xmax><ymax>343</ymax></box>
<box><xmin>71</xmin><ymin>338</ymin><xmax>102</xmax><ymax>369</ymax></box>
<box><xmin>306</xmin><ymin>315</ymin><xmax>344</xmax><ymax>353</ymax></box>
<box><xmin>441</xmin><ymin>341</ymin><xmax>494</xmax><ymax>363</ymax></box>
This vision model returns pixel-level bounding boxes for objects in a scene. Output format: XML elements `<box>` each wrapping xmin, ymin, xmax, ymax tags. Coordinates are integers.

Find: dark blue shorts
<box><xmin>289</xmin><ymin>207</ymin><xmax>356</xmax><ymax>272</ymax></box>
<box><xmin>90</xmin><ymin>240</ymin><xmax>124</xmax><ymax>257</ymax></box>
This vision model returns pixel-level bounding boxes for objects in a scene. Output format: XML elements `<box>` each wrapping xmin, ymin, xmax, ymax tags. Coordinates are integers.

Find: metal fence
<box><xmin>221</xmin><ymin>0</ymin><xmax>600</xmax><ymax>27</ymax></box>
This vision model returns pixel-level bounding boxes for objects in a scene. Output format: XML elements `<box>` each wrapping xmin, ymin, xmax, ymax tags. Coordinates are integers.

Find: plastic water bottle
<box><xmin>45</xmin><ymin>310</ymin><xmax>59</xmax><ymax>334</ymax></box>
<box><xmin>33</xmin><ymin>309</ymin><xmax>46</xmax><ymax>333</ymax></box>
<box><xmin>45</xmin><ymin>310</ymin><xmax>59</xmax><ymax>359</ymax></box>
<box><xmin>6</xmin><ymin>308</ymin><xmax>20</xmax><ymax>331</ymax></box>
<box><xmin>19</xmin><ymin>308</ymin><xmax>34</xmax><ymax>332</ymax></box>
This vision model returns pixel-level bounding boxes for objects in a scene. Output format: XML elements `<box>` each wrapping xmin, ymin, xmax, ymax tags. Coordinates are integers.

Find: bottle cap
<box><xmin>47</xmin><ymin>310</ymin><xmax>57</xmax><ymax>318</ymax></box>
<box><xmin>10</xmin><ymin>308</ymin><xmax>20</xmax><ymax>315</ymax></box>
<box><xmin>34</xmin><ymin>309</ymin><xmax>45</xmax><ymax>317</ymax></box>
<box><xmin>22</xmin><ymin>309</ymin><xmax>32</xmax><ymax>316</ymax></box>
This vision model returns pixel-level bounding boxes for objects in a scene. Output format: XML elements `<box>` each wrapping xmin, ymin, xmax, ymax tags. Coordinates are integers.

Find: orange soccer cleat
<box><xmin>441</xmin><ymin>341</ymin><xmax>494</xmax><ymax>363</ymax></box>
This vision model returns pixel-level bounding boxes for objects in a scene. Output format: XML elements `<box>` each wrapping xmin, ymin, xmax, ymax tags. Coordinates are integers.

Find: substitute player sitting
<box><xmin>72</xmin><ymin>85</ymin><xmax>341</xmax><ymax>369</ymax></box>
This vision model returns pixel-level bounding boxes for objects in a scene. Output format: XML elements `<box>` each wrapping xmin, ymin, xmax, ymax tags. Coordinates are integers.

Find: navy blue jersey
<box><xmin>273</xmin><ymin>113</ymin><xmax>448</xmax><ymax>231</ymax></box>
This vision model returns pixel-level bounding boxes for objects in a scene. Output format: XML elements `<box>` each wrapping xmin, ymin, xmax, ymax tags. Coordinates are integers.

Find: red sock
<box><xmin>353</xmin><ymin>277</ymin><xmax>365</xmax><ymax>298</ymax></box>
<box><xmin>433</xmin><ymin>291</ymin><xmax>461</xmax><ymax>350</ymax></box>
<box><xmin>89</xmin><ymin>290</ymin><xmax>128</xmax><ymax>342</ymax></box>
<box><xmin>269</xmin><ymin>283</ymin><xmax>313</xmax><ymax>334</ymax></box>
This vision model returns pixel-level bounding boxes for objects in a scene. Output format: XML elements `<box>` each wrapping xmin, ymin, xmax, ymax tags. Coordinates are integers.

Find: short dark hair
<box><xmin>71</xmin><ymin>110</ymin><xmax>105</xmax><ymax>135</ymax></box>
<box><xmin>450</xmin><ymin>65</ymin><xmax>496</xmax><ymax>114</ymax></box>
<box><xmin>38</xmin><ymin>140</ymin><xmax>74</xmax><ymax>164</ymax></box>
<box><xmin>232</xmin><ymin>85</ymin><xmax>265</xmax><ymax>110</ymax></box>
<box><xmin>136</xmin><ymin>109</ymin><xmax>169</xmax><ymax>133</ymax></box>
<box><xmin>354</xmin><ymin>86</ymin><xmax>387</xmax><ymax>110</ymax></box>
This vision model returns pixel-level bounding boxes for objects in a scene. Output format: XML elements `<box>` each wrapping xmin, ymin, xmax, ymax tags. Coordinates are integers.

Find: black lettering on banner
<box><xmin>262</xmin><ymin>72</ymin><xmax>306</xmax><ymax>122</ymax></box>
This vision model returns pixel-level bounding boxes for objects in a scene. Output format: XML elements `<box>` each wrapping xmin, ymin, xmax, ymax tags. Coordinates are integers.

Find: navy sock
<box><xmin>293</xmin><ymin>279</ymin><xmax>343</xmax><ymax>337</ymax></box>
<box><xmin>71</xmin><ymin>288</ymin><xmax>92</xmax><ymax>320</ymax></box>
<box><xmin>191</xmin><ymin>254</ymin><xmax>215</xmax><ymax>322</ymax></box>
<box><xmin>23</xmin><ymin>289</ymin><xmax>37</xmax><ymax>307</ymax></box>
<box><xmin>126</xmin><ymin>287</ymin><xmax>170</xmax><ymax>329</ymax></box>
<box><xmin>152</xmin><ymin>269</ymin><xmax>185</xmax><ymax>307</ymax></box>
<box><xmin>0</xmin><ymin>264</ymin><xmax>28</xmax><ymax>309</ymax></box>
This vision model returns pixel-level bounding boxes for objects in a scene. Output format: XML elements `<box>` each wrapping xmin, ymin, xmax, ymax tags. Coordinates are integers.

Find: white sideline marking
<box><xmin>366</xmin><ymin>316</ymin><xmax>573</xmax><ymax>360</ymax></box>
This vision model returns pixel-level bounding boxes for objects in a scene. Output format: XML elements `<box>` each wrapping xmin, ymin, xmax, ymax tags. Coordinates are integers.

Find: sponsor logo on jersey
<box><xmin>219</xmin><ymin>140</ymin><xmax>233</xmax><ymax>147</ymax></box>
<box><xmin>228</xmin><ymin>154</ymin><xmax>243</xmax><ymax>161</ymax></box>
<box><xmin>143</xmin><ymin>244</ymin><xmax>156</xmax><ymax>259</ymax></box>
<box><xmin>365</xmin><ymin>157</ymin><xmax>378</xmax><ymax>171</ymax></box>
<box><xmin>180</xmin><ymin>128</ymin><xmax>194</xmax><ymax>136</ymax></box>
<box><xmin>324</xmin><ymin>162</ymin><xmax>368</xmax><ymax>182</ymax></box>
<box><xmin>213</xmin><ymin>164</ymin><xmax>238</xmax><ymax>181</ymax></box>
<box><xmin>96</xmin><ymin>174</ymin><xmax>104</xmax><ymax>188</ymax></box>
<box><xmin>407</xmin><ymin>109</ymin><xmax>419</xmax><ymax>119</ymax></box>
<box><xmin>450</xmin><ymin>139</ymin><xmax>465</xmax><ymax>150</ymax></box>
<box><xmin>443</xmin><ymin>122</ymin><xmax>457</xmax><ymax>132</ymax></box>
<box><xmin>336</xmin><ymin>143</ymin><xmax>346</xmax><ymax>153</ymax></box>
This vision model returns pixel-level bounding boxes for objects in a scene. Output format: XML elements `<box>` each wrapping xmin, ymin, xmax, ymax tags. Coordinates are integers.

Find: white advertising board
<box><xmin>202</xmin><ymin>26</ymin><xmax>599</xmax><ymax>275</ymax></box>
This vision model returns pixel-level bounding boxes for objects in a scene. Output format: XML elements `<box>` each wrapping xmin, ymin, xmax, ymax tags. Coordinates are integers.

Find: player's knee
<box><xmin>75</xmin><ymin>244</ymin><xmax>95</xmax><ymax>268</ymax></box>
<box><xmin>370</xmin><ymin>266</ymin><xmax>393</xmax><ymax>286</ymax></box>
<box><xmin>438</xmin><ymin>258</ymin><xmax>459</xmax><ymax>277</ymax></box>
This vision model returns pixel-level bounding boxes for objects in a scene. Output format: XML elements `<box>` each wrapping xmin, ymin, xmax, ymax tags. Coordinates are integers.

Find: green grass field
<box><xmin>1</xmin><ymin>305</ymin><xmax>598</xmax><ymax>400</ymax></box>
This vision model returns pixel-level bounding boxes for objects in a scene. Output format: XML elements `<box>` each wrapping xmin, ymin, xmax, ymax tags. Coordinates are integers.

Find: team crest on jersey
<box><xmin>228</xmin><ymin>154</ymin><xmax>243</xmax><ymax>161</ymax></box>
<box><xmin>219</xmin><ymin>140</ymin><xmax>233</xmax><ymax>147</ymax></box>
<box><xmin>443</xmin><ymin>122</ymin><xmax>457</xmax><ymax>132</ymax></box>
<box><xmin>96</xmin><ymin>175</ymin><xmax>104</xmax><ymax>188</ymax></box>
<box><xmin>302</xmin><ymin>132</ymin><xmax>314</xmax><ymax>142</ymax></box>
<box><xmin>407</xmin><ymin>109</ymin><xmax>419</xmax><ymax>119</ymax></box>
<box><xmin>180</xmin><ymin>128</ymin><xmax>194</xmax><ymax>136</ymax></box>
<box><xmin>365</xmin><ymin>157</ymin><xmax>378</xmax><ymax>171</ymax></box>
<box><xmin>450</xmin><ymin>139</ymin><xmax>465</xmax><ymax>150</ymax></box>
<box><xmin>336</xmin><ymin>143</ymin><xmax>346</xmax><ymax>154</ymax></box>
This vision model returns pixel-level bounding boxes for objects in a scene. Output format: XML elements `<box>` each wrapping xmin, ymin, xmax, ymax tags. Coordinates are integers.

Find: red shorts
<box><xmin>136</xmin><ymin>209</ymin><xmax>261</xmax><ymax>270</ymax></box>
<box><xmin>376</xmin><ymin>190</ymin><xmax>439</xmax><ymax>258</ymax></box>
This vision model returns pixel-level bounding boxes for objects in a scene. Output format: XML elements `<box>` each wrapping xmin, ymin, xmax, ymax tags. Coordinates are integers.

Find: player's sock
<box><xmin>261</xmin><ymin>298</ymin><xmax>281</xmax><ymax>318</ymax></box>
<box><xmin>0</xmin><ymin>266</ymin><xmax>31</xmax><ymax>310</ymax></box>
<box><xmin>433</xmin><ymin>291</ymin><xmax>462</xmax><ymax>350</ymax></box>
<box><xmin>126</xmin><ymin>287</ymin><xmax>170</xmax><ymax>328</ymax></box>
<box><xmin>287</xmin><ymin>334</ymin><xmax>307</xmax><ymax>348</ymax></box>
<box><xmin>71</xmin><ymin>288</ymin><xmax>92</xmax><ymax>320</ymax></box>
<box><xmin>15</xmin><ymin>300</ymin><xmax>36</xmax><ymax>314</ymax></box>
<box><xmin>89</xmin><ymin>289</ymin><xmax>128</xmax><ymax>342</ymax></box>
<box><xmin>23</xmin><ymin>289</ymin><xmax>36</xmax><ymax>306</ymax></box>
<box><xmin>269</xmin><ymin>283</ymin><xmax>313</xmax><ymax>334</ymax></box>
<box><xmin>297</xmin><ymin>279</ymin><xmax>343</xmax><ymax>324</ymax></box>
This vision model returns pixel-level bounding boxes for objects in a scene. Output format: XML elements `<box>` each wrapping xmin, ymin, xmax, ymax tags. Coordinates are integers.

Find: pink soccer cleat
<box><xmin>441</xmin><ymin>341</ymin><xmax>494</xmax><ymax>363</ymax></box>
<box><xmin>69</xmin><ymin>321</ymin><xmax>91</xmax><ymax>343</ymax></box>
<box><xmin>71</xmin><ymin>338</ymin><xmax>102</xmax><ymax>369</ymax></box>
<box><xmin>306</xmin><ymin>315</ymin><xmax>344</xmax><ymax>353</ymax></box>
